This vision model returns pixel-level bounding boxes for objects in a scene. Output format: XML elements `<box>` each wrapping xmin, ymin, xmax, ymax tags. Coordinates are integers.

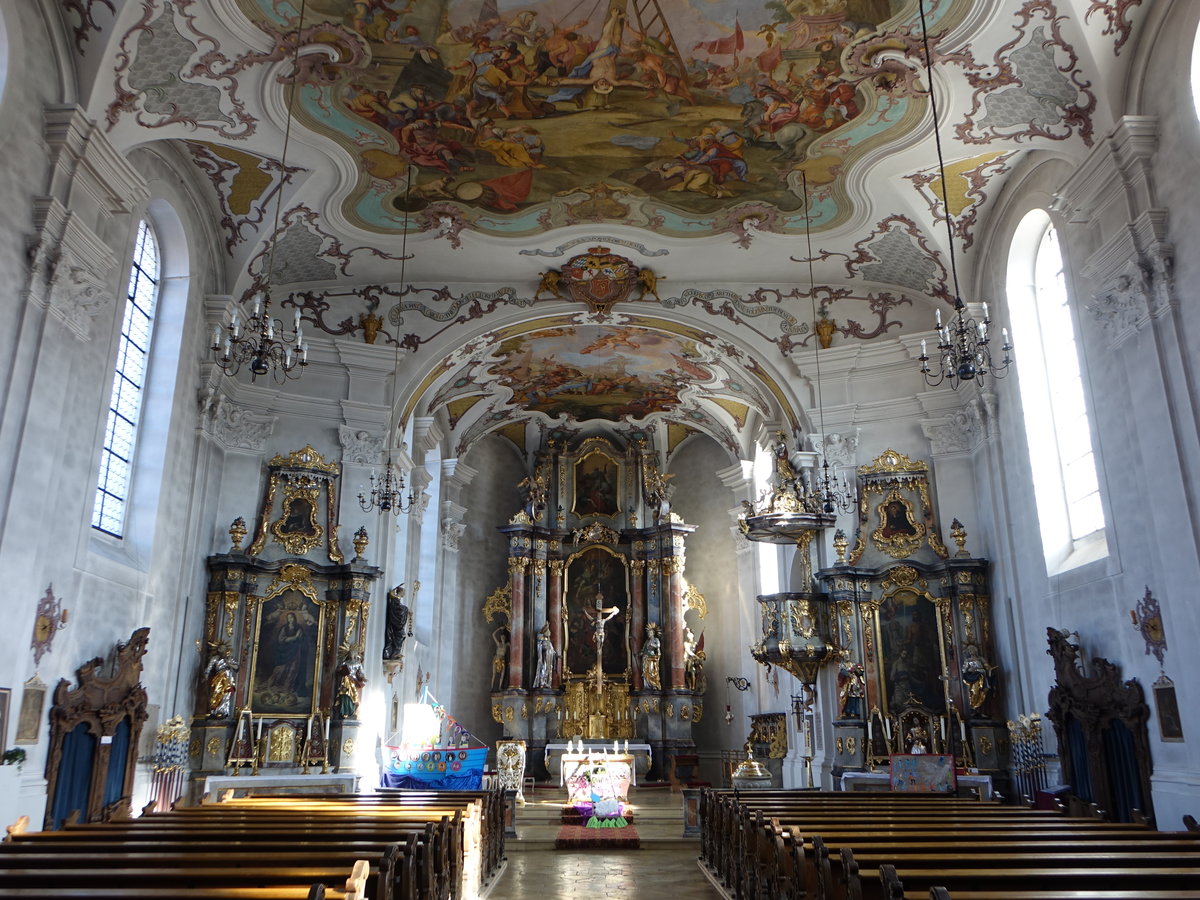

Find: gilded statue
<box><xmin>205</xmin><ymin>642</ymin><xmax>237</xmax><ymax>719</ymax></box>
<box><xmin>534</xmin><ymin>269</ymin><xmax>562</xmax><ymax>299</ymax></box>
<box><xmin>360</xmin><ymin>311</ymin><xmax>382</xmax><ymax>344</ymax></box>
<box><xmin>961</xmin><ymin>643</ymin><xmax>996</xmax><ymax>711</ymax></box>
<box><xmin>640</xmin><ymin>624</ymin><xmax>662</xmax><ymax>690</ymax></box>
<box><xmin>335</xmin><ymin>654</ymin><xmax>367</xmax><ymax>719</ymax></box>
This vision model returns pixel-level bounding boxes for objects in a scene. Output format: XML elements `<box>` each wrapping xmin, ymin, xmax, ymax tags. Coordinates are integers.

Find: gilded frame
<box><xmin>873</xmin><ymin>587</ymin><xmax>947</xmax><ymax>715</ymax></box>
<box><xmin>871</xmin><ymin>488</ymin><xmax>925</xmax><ymax>559</ymax></box>
<box><xmin>271</xmin><ymin>483</ymin><xmax>324</xmax><ymax>555</ymax></box>
<box><xmin>572</xmin><ymin>447</ymin><xmax>621</xmax><ymax>519</ymax></box>
<box><xmin>248</xmin><ymin>568</ymin><xmax>327</xmax><ymax>718</ymax></box>
<box><xmin>562</xmin><ymin>544</ymin><xmax>631</xmax><ymax>681</ymax></box>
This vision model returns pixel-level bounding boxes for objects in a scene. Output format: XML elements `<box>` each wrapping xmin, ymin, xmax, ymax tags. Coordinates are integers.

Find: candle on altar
<box><xmin>234</xmin><ymin>712</ymin><xmax>245</xmax><ymax>743</ymax></box>
<box><xmin>624</xmin><ymin>740</ymin><xmax>629</xmax><ymax>753</ymax></box>
<box><xmin>307</xmin><ymin>716</ymin><xmax>312</xmax><ymax>741</ymax></box>
<box><xmin>325</xmin><ymin>714</ymin><xmax>332</xmax><ymax>743</ymax></box>
<box><xmin>884</xmin><ymin>718</ymin><xmax>892</xmax><ymax>741</ymax></box>
<box><xmin>939</xmin><ymin>717</ymin><xmax>946</xmax><ymax>740</ymax></box>
<box><xmin>613</xmin><ymin>740</ymin><xmax>619</xmax><ymax>752</ymax></box>
<box><xmin>960</xmin><ymin>718</ymin><xmax>967</xmax><ymax>742</ymax></box>
<box><xmin>256</xmin><ymin>717</ymin><xmax>263</xmax><ymax>741</ymax></box>
<box><xmin>867</xmin><ymin>717</ymin><xmax>873</xmax><ymax>741</ymax></box>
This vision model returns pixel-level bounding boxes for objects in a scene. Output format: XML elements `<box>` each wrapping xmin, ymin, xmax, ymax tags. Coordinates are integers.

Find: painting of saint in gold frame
<box><xmin>563</xmin><ymin>546</ymin><xmax>629</xmax><ymax>679</ymax></box>
<box><xmin>871</xmin><ymin>489</ymin><xmax>925</xmax><ymax>559</ymax></box>
<box><xmin>250</xmin><ymin>589</ymin><xmax>324</xmax><ymax>716</ymax></box>
<box><xmin>875</xmin><ymin>588</ymin><xmax>945</xmax><ymax>714</ymax></box>
<box><xmin>271</xmin><ymin>486</ymin><xmax>324</xmax><ymax>555</ymax></box>
<box><xmin>573</xmin><ymin>449</ymin><xmax>620</xmax><ymax>518</ymax></box>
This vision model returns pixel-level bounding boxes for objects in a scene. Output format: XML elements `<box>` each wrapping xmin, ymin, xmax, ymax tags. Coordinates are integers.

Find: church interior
<box><xmin>1</xmin><ymin>0</ymin><xmax>1199</xmax><ymax>891</ymax></box>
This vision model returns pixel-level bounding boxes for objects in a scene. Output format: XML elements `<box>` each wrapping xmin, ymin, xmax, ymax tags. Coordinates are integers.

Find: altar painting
<box><xmin>574</xmin><ymin>449</ymin><xmax>620</xmax><ymax>517</ymax></box>
<box><xmin>876</xmin><ymin>588</ymin><xmax>944</xmax><ymax>714</ymax></box>
<box><xmin>564</xmin><ymin>547</ymin><xmax>629</xmax><ymax>678</ymax></box>
<box><xmin>251</xmin><ymin>589</ymin><xmax>323</xmax><ymax>716</ymax></box>
<box><xmin>231</xmin><ymin>0</ymin><xmax>924</xmax><ymax>234</ymax></box>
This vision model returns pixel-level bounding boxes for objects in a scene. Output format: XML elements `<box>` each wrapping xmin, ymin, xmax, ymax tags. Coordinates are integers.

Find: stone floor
<box><xmin>483</xmin><ymin>785</ymin><xmax>724</xmax><ymax>898</ymax></box>
<box><xmin>486</xmin><ymin>848</ymin><xmax>724</xmax><ymax>898</ymax></box>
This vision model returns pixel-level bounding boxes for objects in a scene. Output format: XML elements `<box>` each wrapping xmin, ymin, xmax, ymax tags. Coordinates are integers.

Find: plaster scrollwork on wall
<box><xmin>1087</xmin><ymin>248</ymin><xmax>1173</xmax><ymax>349</ymax></box>
<box><xmin>47</xmin><ymin>261</ymin><xmax>115</xmax><ymax>341</ymax></box>
<box><xmin>809</xmin><ymin>431</ymin><xmax>859</xmax><ymax>468</ymax></box>
<box><xmin>198</xmin><ymin>389</ymin><xmax>276</xmax><ymax>452</ymax></box>
<box><xmin>337</xmin><ymin>425</ymin><xmax>385</xmax><ymax>466</ymax></box>
<box><xmin>920</xmin><ymin>408</ymin><xmax>981</xmax><ymax>456</ymax></box>
<box><xmin>440</xmin><ymin>510</ymin><xmax>467</xmax><ymax>550</ymax></box>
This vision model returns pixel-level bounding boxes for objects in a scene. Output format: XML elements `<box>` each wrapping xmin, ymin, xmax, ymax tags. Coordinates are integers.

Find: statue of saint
<box><xmin>383</xmin><ymin>584</ymin><xmax>410</xmax><ymax>660</ymax></box>
<box><xmin>532</xmin><ymin>622</ymin><xmax>557</xmax><ymax>689</ymax></box>
<box><xmin>491</xmin><ymin>626</ymin><xmax>510</xmax><ymax>691</ymax></box>
<box><xmin>205</xmin><ymin>643</ymin><xmax>237</xmax><ymax>718</ymax></box>
<box><xmin>683</xmin><ymin>627</ymin><xmax>706</xmax><ymax>692</ymax></box>
<box><xmin>335</xmin><ymin>654</ymin><xmax>367</xmax><ymax>719</ymax></box>
<box><xmin>640</xmin><ymin>624</ymin><xmax>662</xmax><ymax>690</ymax></box>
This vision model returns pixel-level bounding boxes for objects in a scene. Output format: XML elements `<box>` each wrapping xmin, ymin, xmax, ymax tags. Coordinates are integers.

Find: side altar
<box><xmin>188</xmin><ymin>447</ymin><xmax>382</xmax><ymax>799</ymax></box>
<box><xmin>485</xmin><ymin>435</ymin><xmax>707</xmax><ymax>781</ymax></box>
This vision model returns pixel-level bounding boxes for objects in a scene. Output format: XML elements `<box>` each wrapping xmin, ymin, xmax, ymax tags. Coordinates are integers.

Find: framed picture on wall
<box><xmin>1153</xmin><ymin>675</ymin><xmax>1184</xmax><ymax>742</ymax></box>
<box><xmin>15</xmin><ymin>675</ymin><xmax>46</xmax><ymax>745</ymax></box>
<box><xmin>0</xmin><ymin>687</ymin><xmax>10</xmax><ymax>754</ymax></box>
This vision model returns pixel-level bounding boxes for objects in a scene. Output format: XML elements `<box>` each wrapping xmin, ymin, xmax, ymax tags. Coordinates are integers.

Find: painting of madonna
<box><xmin>252</xmin><ymin>591</ymin><xmax>321</xmax><ymax>715</ymax></box>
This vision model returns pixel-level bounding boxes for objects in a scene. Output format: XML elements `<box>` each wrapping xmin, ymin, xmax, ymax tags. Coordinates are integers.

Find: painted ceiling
<box><xmin>67</xmin><ymin>0</ymin><xmax>1148</xmax><ymax>452</ymax></box>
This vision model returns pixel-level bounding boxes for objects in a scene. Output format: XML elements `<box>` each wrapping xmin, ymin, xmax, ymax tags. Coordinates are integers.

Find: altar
<box><xmin>546</xmin><ymin>742</ymin><xmax>652</xmax><ymax>785</ymax></box>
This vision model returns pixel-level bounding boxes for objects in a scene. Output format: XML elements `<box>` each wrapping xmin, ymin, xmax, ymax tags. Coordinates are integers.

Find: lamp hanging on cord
<box><xmin>210</xmin><ymin>1</ymin><xmax>309</xmax><ymax>383</ymax></box>
<box><xmin>799</xmin><ymin>171</ymin><xmax>854</xmax><ymax>516</ymax></box>
<box><xmin>359</xmin><ymin>167</ymin><xmax>415</xmax><ymax>517</ymax></box>
<box><xmin>912</xmin><ymin>0</ymin><xmax>1013</xmax><ymax>389</ymax></box>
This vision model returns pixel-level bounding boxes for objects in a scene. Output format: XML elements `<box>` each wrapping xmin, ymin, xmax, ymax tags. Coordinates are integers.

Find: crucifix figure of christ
<box><xmin>583</xmin><ymin>588</ymin><xmax>620</xmax><ymax>695</ymax></box>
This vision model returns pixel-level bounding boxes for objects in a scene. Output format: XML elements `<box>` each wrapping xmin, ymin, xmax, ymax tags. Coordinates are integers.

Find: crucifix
<box><xmin>583</xmin><ymin>588</ymin><xmax>620</xmax><ymax>695</ymax></box>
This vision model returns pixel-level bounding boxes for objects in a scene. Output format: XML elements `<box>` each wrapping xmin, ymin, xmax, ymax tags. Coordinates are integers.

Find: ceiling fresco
<box><xmin>224</xmin><ymin>0</ymin><xmax>969</xmax><ymax>238</ymax></box>
<box><xmin>60</xmin><ymin>0</ymin><xmax>1150</xmax><ymax>450</ymax></box>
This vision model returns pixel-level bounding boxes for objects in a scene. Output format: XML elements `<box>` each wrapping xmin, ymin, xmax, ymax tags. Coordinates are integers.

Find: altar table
<box><xmin>545</xmin><ymin>742</ymin><xmax>652</xmax><ymax>784</ymax></box>
<box><xmin>203</xmin><ymin>773</ymin><xmax>358</xmax><ymax>798</ymax></box>
<box><xmin>840</xmin><ymin>770</ymin><xmax>993</xmax><ymax>799</ymax></box>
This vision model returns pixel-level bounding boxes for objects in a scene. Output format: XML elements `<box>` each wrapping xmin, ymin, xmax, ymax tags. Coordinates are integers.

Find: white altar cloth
<box><xmin>545</xmin><ymin>742</ymin><xmax>652</xmax><ymax>785</ymax></box>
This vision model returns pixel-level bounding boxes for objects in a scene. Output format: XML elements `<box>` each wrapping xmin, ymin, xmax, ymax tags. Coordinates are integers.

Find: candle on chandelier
<box><xmin>920</xmin><ymin>338</ymin><xmax>927</xmax><ymax>357</ymax></box>
<box><xmin>982</xmin><ymin>301</ymin><xmax>989</xmax><ymax>320</ymax></box>
<box><xmin>1002</xmin><ymin>326</ymin><xmax>1009</xmax><ymax>345</ymax></box>
<box><xmin>212</xmin><ymin>325</ymin><xmax>221</xmax><ymax>348</ymax></box>
<box><xmin>935</xmin><ymin>308</ymin><xmax>942</xmax><ymax>327</ymax></box>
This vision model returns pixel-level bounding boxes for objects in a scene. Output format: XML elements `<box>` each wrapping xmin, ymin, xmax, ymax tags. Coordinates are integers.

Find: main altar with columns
<box><xmin>484</xmin><ymin>434</ymin><xmax>707</xmax><ymax>781</ymax></box>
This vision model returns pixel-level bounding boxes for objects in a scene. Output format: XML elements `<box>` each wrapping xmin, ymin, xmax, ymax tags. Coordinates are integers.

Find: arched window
<box><xmin>92</xmin><ymin>220</ymin><xmax>161</xmax><ymax>537</ymax></box>
<box><xmin>1007</xmin><ymin>210</ymin><xmax>1106</xmax><ymax>572</ymax></box>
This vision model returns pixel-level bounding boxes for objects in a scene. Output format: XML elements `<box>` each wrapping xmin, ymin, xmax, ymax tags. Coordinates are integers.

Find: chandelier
<box><xmin>211</xmin><ymin>294</ymin><xmax>307</xmax><ymax>382</ymax></box>
<box><xmin>912</xmin><ymin>0</ymin><xmax>1013</xmax><ymax>390</ymax></box>
<box><xmin>210</xmin><ymin>1</ymin><xmax>309</xmax><ymax>383</ymax></box>
<box><xmin>358</xmin><ymin>166</ymin><xmax>415</xmax><ymax>517</ymax></box>
<box><xmin>799</xmin><ymin>169</ymin><xmax>855</xmax><ymax>516</ymax></box>
<box><xmin>359</xmin><ymin>464</ymin><xmax>413</xmax><ymax>516</ymax></box>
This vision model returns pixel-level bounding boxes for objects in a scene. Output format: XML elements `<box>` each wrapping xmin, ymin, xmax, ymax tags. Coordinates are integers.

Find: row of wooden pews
<box><xmin>0</xmin><ymin>788</ymin><xmax>506</xmax><ymax>900</ymax></box>
<box><xmin>699</xmin><ymin>788</ymin><xmax>1200</xmax><ymax>900</ymax></box>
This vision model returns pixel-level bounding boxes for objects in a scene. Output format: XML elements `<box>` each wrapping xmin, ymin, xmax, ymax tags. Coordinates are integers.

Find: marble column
<box><xmin>664</xmin><ymin>557</ymin><xmax>687</xmax><ymax>689</ymax></box>
<box><xmin>630</xmin><ymin>559</ymin><xmax>646</xmax><ymax>689</ymax></box>
<box><xmin>548</xmin><ymin>560</ymin><xmax>564</xmax><ymax>688</ymax></box>
<box><xmin>507</xmin><ymin>557</ymin><xmax>528</xmax><ymax>689</ymax></box>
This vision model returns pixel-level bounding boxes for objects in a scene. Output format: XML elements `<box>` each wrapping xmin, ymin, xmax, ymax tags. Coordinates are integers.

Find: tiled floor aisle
<box><xmin>486</xmin><ymin>848</ymin><xmax>724</xmax><ymax>899</ymax></box>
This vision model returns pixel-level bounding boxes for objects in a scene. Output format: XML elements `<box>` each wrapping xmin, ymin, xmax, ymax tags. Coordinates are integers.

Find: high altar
<box><xmin>485</xmin><ymin>435</ymin><xmax>706</xmax><ymax>780</ymax></box>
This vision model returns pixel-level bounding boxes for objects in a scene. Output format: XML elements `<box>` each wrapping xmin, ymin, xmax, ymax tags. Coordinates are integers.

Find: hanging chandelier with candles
<box><xmin>358</xmin><ymin>166</ymin><xmax>415</xmax><ymax>517</ymax></box>
<box><xmin>912</xmin><ymin>0</ymin><xmax>1013</xmax><ymax>390</ymax></box>
<box><xmin>210</xmin><ymin>1</ymin><xmax>309</xmax><ymax>383</ymax></box>
<box><xmin>211</xmin><ymin>294</ymin><xmax>307</xmax><ymax>382</ymax></box>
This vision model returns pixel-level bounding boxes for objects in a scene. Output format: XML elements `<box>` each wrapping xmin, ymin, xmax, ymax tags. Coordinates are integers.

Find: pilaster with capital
<box><xmin>547</xmin><ymin>560</ymin><xmax>564</xmax><ymax>688</ymax></box>
<box><xmin>507</xmin><ymin>556</ymin><xmax>529</xmax><ymax>689</ymax></box>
